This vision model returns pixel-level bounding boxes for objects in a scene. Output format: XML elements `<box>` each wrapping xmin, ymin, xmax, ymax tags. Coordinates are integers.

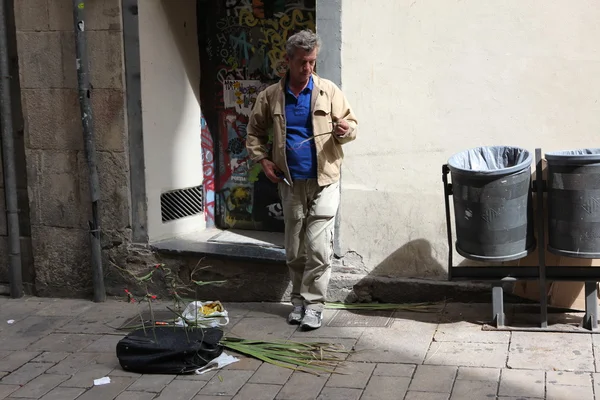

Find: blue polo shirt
<box><xmin>285</xmin><ymin>76</ymin><xmax>317</xmax><ymax>180</ymax></box>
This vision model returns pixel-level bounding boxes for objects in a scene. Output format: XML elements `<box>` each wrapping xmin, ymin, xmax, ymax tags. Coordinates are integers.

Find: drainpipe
<box><xmin>72</xmin><ymin>0</ymin><xmax>105</xmax><ymax>302</ymax></box>
<box><xmin>0</xmin><ymin>0</ymin><xmax>23</xmax><ymax>298</ymax></box>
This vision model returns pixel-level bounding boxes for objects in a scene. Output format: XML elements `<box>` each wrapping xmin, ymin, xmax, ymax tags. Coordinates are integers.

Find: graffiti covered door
<box><xmin>197</xmin><ymin>0</ymin><xmax>316</xmax><ymax>232</ymax></box>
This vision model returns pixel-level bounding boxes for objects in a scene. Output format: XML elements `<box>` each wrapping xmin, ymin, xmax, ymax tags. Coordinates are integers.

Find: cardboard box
<box><xmin>510</xmin><ymin>160</ymin><xmax>600</xmax><ymax>311</ymax></box>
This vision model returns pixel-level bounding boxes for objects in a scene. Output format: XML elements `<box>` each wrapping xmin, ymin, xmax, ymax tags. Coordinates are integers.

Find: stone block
<box><xmin>1</xmin><ymin>361</ymin><xmax>52</xmax><ymax>385</ymax></box>
<box><xmin>0</xmin><ymin>191</ymin><xmax>7</xmax><ymax>236</ymax></box>
<box><xmin>316</xmin><ymin>387</ymin><xmax>362</xmax><ymax>400</ymax></box>
<box><xmin>26</xmin><ymin>150</ymin><xmax>85</xmax><ymax>228</ymax></box>
<box><xmin>326</xmin><ymin>362</ymin><xmax>375</xmax><ymax>389</ymax></box>
<box><xmin>9</xmin><ymin>373</ymin><xmax>69</xmax><ymax>398</ymax></box>
<box><xmin>155</xmin><ymin>379</ymin><xmax>204</xmax><ymax>399</ymax></box>
<box><xmin>31</xmin><ymin>226</ymin><xmax>92</xmax><ymax>297</ymax></box>
<box><xmin>424</xmin><ymin>342</ymin><xmax>508</xmax><ymax>368</ymax></box>
<box><xmin>249</xmin><ymin>363</ymin><xmax>293</xmax><ymax>385</ymax></box>
<box><xmin>456</xmin><ymin>367</ymin><xmax>500</xmax><ymax>382</ymax></box>
<box><xmin>38</xmin><ymin>387</ymin><xmax>86</xmax><ymax>400</ymax></box>
<box><xmin>22</xmin><ymin>90</ymin><xmax>81</xmax><ymax>150</ymax></box>
<box><xmin>60</xmin><ymin>362</ymin><xmax>114</xmax><ymax>388</ymax></box>
<box><xmin>233</xmin><ymin>383</ymin><xmax>282</xmax><ymax>400</ymax></box>
<box><xmin>16</xmin><ymin>32</ymin><xmax>75</xmax><ymax>89</ymax></box>
<box><xmin>498</xmin><ymin>369</ymin><xmax>545</xmax><ymax>398</ymax></box>
<box><xmin>276</xmin><ymin>372</ymin><xmax>329</xmax><ymax>400</ymax></box>
<box><xmin>126</xmin><ymin>374</ymin><xmax>174</xmax><ymax>393</ymax></box>
<box><xmin>409</xmin><ymin>365</ymin><xmax>457</xmax><ymax>393</ymax></box>
<box><xmin>349</xmin><ymin>324</ymin><xmax>433</xmax><ymax>363</ymax></box>
<box><xmin>83</xmin><ymin>334</ymin><xmax>124</xmax><ymax>353</ymax></box>
<box><xmin>92</xmin><ymin>89</ymin><xmax>126</xmax><ymax>151</ymax></box>
<box><xmin>361</xmin><ymin>376</ymin><xmax>410</xmax><ymax>400</ymax></box>
<box><xmin>372</xmin><ymin>363</ymin><xmax>415</xmax><ymax>377</ymax></box>
<box><xmin>449</xmin><ymin>380</ymin><xmax>498</xmax><ymax>400</ymax></box>
<box><xmin>405</xmin><ymin>393</ymin><xmax>450</xmax><ymax>400</ymax></box>
<box><xmin>228</xmin><ymin>317</ymin><xmax>297</xmax><ymax>341</ymax></box>
<box><xmin>199</xmin><ymin>370</ymin><xmax>254</xmax><ymax>396</ymax></box>
<box><xmin>0</xmin><ymin>351</ymin><xmax>40</xmax><ymax>372</ymax></box>
<box><xmin>87</xmin><ymin>30</ymin><xmax>124</xmax><ymax>89</ymax></box>
<box><xmin>75</xmin><ymin>376</ymin><xmax>136</xmax><ymax>400</ymax></box>
<box><xmin>32</xmin><ymin>352</ymin><xmax>70</xmax><ymax>363</ymax></box>
<box><xmin>30</xmin><ymin>333</ymin><xmax>103</xmax><ymax>353</ymax></box>
<box><xmin>49</xmin><ymin>0</ymin><xmax>122</xmax><ymax>31</ymax></box>
<box><xmin>508</xmin><ymin>332</ymin><xmax>594</xmax><ymax>372</ymax></box>
<box><xmin>0</xmin><ymin>384</ymin><xmax>19</xmax><ymax>399</ymax></box>
<box><xmin>78</xmin><ymin>150</ymin><xmax>130</xmax><ymax>231</ymax></box>
<box><xmin>13</xmin><ymin>0</ymin><xmax>49</xmax><ymax>31</ymax></box>
<box><xmin>547</xmin><ymin>384</ymin><xmax>593</xmax><ymax>400</ymax></box>
<box><xmin>115</xmin><ymin>391</ymin><xmax>157</xmax><ymax>400</ymax></box>
<box><xmin>547</xmin><ymin>370</ymin><xmax>593</xmax><ymax>387</ymax></box>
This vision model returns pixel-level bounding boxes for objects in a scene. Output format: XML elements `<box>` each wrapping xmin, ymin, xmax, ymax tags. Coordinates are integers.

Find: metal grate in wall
<box><xmin>160</xmin><ymin>185</ymin><xmax>203</xmax><ymax>222</ymax></box>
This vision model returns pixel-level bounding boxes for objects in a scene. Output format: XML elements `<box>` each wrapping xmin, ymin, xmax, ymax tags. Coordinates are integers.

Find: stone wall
<box><xmin>13</xmin><ymin>0</ymin><xmax>131</xmax><ymax>297</ymax></box>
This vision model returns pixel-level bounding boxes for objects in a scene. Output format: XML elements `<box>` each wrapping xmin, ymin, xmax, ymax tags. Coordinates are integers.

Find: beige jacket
<box><xmin>246</xmin><ymin>74</ymin><xmax>358</xmax><ymax>187</ymax></box>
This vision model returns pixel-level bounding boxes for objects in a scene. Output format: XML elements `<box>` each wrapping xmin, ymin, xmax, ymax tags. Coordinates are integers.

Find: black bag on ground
<box><xmin>116</xmin><ymin>327</ymin><xmax>224</xmax><ymax>374</ymax></box>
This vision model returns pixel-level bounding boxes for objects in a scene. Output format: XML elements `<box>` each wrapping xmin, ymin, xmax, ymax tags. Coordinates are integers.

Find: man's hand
<box><xmin>333</xmin><ymin>118</ymin><xmax>350</xmax><ymax>137</ymax></box>
<box><xmin>260</xmin><ymin>159</ymin><xmax>283</xmax><ymax>183</ymax></box>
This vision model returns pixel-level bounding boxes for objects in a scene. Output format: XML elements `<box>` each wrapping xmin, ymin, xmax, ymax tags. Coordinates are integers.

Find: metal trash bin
<box><xmin>447</xmin><ymin>146</ymin><xmax>535</xmax><ymax>261</ymax></box>
<box><xmin>545</xmin><ymin>148</ymin><xmax>600</xmax><ymax>258</ymax></box>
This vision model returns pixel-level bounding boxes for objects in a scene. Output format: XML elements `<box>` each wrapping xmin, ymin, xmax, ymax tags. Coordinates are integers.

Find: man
<box><xmin>246</xmin><ymin>29</ymin><xmax>358</xmax><ymax>330</ymax></box>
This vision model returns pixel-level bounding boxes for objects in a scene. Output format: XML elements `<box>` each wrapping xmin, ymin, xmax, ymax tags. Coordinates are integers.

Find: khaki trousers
<box><xmin>279</xmin><ymin>179</ymin><xmax>339</xmax><ymax>312</ymax></box>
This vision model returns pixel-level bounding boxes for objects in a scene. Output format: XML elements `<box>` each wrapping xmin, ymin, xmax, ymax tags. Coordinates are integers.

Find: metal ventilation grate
<box><xmin>160</xmin><ymin>185</ymin><xmax>203</xmax><ymax>222</ymax></box>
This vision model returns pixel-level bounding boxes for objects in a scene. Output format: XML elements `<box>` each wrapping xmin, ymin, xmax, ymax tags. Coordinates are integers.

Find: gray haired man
<box><xmin>246</xmin><ymin>29</ymin><xmax>358</xmax><ymax>330</ymax></box>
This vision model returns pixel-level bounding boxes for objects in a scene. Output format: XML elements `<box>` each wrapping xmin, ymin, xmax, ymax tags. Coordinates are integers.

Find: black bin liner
<box><xmin>448</xmin><ymin>146</ymin><xmax>535</xmax><ymax>261</ymax></box>
<box><xmin>545</xmin><ymin>148</ymin><xmax>600</xmax><ymax>258</ymax></box>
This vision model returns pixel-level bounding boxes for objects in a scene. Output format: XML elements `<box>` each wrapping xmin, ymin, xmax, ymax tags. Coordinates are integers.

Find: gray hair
<box><xmin>286</xmin><ymin>29</ymin><xmax>321</xmax><ymax>58</ymax></box>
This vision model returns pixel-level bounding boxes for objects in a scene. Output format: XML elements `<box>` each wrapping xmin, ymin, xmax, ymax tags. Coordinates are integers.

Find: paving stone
<box><xmin>60</xmin><ymin>362</ymin><xmax>114</xmax><ymax>388</ymax></box>
<box><xmin>316</xmin><ymin>387</ymin><xmax>362</xmax><ymax>400</ymax></box>
<box><xmin>75</xmin><ymin>376</ymin><xmax>135</xmax><ymax>400</ymax></box>
<box><xmin>193</xmin><ymin>395</ymin><xmax>232</xmax><ymax>400</ymax></box>
<box><xmin>547</xmin><ymin>383</ymin><xmax>594</xmax><ymax>400</ymax></box>
<box><xmin>0</xmin><ymin>384</ymin><xmax>19</xmax><ymax>399</ymax></box>
<box><xmin>286</xmin><ymin>337</ymin><xmax>357</xmax><ymax>361</ymax></box>
<box><xmin>29</xmin><ymin>333</ymin><xmax>103</xmax><ymax>352</ymax></box>
<box><xmin>155</xmin><ymin>379</ymin><xmax>204</xmax><ymax>400</ymax></box>
<box><xmin>8</xmin><ymin>373</ymin><xmax>68</xmax><ymax>398</ymax></box>
<box><xmin>84</xmin><ymin>335</ymin><xmax>124</xmax><ymax>353</ymax></box>
<box><xmin>0</xmin><ymin>316</ymin><xmax>72</xmax><ymax>351</ymax></box>
<box><xmin>547</xmin><ymin>370</ymin><xmax>592</xmax><ymax>386</ymax></box>
<box><xmin>449</xmin><ymin>380</ymin><xmax>498</xmax><ymax>400</ymax></box>
<box><xmin>232</xmin><ymin>383</ymin><xmax>282</xmax><ymax>400</ymax></box>
<box><xmin>361</xmin><ymin>376</ymin><xmax>410</xmax><ymax>400</ymax></box>
<box><xmin>499</xmin><ymin>369</ymin><xmax>544</xmax><ymax>398</ymax></box>
<box><xmin>349</xmin><ymin>325</ymin><xmax>433</xmax><ymax>363</ymax></box>
<box><xmin>199</xmin><ymin>370</ymin><xmax>254</xmax><ymax>396</ymax></box>
<box><xmin>404</xmin><ymin>392</ymin><xmax>450</xmax><ymax>400</ymax></box>
<box><xmin>109</xmin><ymin>369</ymin><xmax>142</xmax><ymax>379</ymax></box>
<box><xmin>242</xmin><ymin>303</ymin><xmax>299</xmax><ymax>319</ymax></box>
<box><xmin>229</xmin><ymin>318</ymin><xmax>297</xmax><ymax>341</ymax></box>
<box><xmin>409</xmin><ymin>365</ymin><xmax>457</xmax><ymax>393</ymax></box>
<box><xmin>0</xmin><ymin>372</ymin><xmax>7</xmax><ymax>380</ymax></box>
<box><xmin>433</xmin><ymin>321</ymin><xmax>510</xmax><ymax>343</ymax></box>
<box><xmin>46</xmin><ymin>353</ymin><xmax>95</xmax><ymax>375</ymax></box>
<box><xmin>32</xmin><ymin>352</ymin><xmax>70</xmax><ymax>364</ymax></box>
<box><xmin>424</xmin><ymin>342</ymin><xmax>508</xmax><ymax>368</ymax></box>
<box><xmin>0</xmin><ymin>352</ymin><xmax>10</xmax><ymax>360</ymax></box>
<box><xmin>1</xmin><ymin>362</ymin><xmax>52</xmax><ymax>385</ymax></box>
<box><xmin>276</xmin><ymin>372</ymin><xmax>329</xmax><ymax>400</ymax></box>
<box><xmin>509</xmin><ymin>332</ymin><xmax>594</xmax><ymax>371</ymax></box>
<box><xmin>326</xmin><ymin>362</ymin><xmax>375</xmax><ymax>389</ymax></box>
<box><xmin>456</xmin><ymin>367</ymin><xmax>500</xmax><ymax>381</ymax></box>
<box><xmin>126</xmin><ymin>374</ymin><xmax>174</xmax><ymax>392</ymax></box>
<box><xmin>34</xmin><ymin>299</ymin><xmax>94</xmax><ymax>317</ymax></box>
<box><xmin>38</xmin><ymin>387</ymin><xmax>85</xmax><ymax>400</ymax></box>
<box><xmin>225</xmin><ymin>357</ymin><xmax>262</xmax><ymax>371</ymax></box>
<box><xmin>114</xmin><ymin>391</ymin><xmax>157</xmax><ymax>400</ymax></box>
<box><xmin>372</xmin><ymin>363</ymin><xmax>415</xmax><ymax>377</ymax></box>
<box><xmin>175</xmin><ymin>371</ymin><xmax>217</xmax><ymax>382</ymax></box>
<box><xmin>249</xmin><ymin>363</ymin><xmax>293</xmax><ymax>385</ymax></box>
<box><xmin>0</xmin><ymin>352</ymin><xmax>40</xmax><ymax>372</ymax></box>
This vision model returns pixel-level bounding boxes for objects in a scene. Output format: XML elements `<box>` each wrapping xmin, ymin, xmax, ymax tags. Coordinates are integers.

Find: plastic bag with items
<box><xmin>175</xmin><ymin>300</ymin><xmax>229</xmax><ymax>328</ymax></box>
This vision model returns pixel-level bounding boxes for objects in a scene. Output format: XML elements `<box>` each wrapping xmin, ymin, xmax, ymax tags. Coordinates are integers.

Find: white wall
<box><xmin>340</xmin><ymin>0</ymin><xmax>600</xmax><ymax>276</ymax></box>
<box><xmin>139</xmin><ymin>0</ymin><xmax>204</xmax><ymax>242</ymax></box>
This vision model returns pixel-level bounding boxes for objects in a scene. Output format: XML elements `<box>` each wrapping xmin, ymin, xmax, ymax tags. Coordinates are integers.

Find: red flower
<box><xmin>151</xmin><ymin>295</ymin><xmax>157</xmax><ymax>300</ymax></box>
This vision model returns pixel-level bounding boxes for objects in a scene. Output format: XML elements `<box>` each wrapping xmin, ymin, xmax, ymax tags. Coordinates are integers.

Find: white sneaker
<box><xmin>300</xmin><ymin>309</ymin><xmax>322</xmax><ymax>330</ymax></box>
<box><xmin>287</xmin><ymin>305</ymin><xmax>304</xmax><ymax>325</ymax></box>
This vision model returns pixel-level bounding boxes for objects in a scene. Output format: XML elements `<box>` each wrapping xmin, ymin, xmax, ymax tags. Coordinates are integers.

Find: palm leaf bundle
<box><xmin>324</xmin><ymin>301</ymin><xmax>443</xmax><ymax>313</ymax></box>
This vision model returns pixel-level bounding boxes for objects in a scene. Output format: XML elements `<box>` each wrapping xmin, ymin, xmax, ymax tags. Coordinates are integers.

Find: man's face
<box><xmin>286</xmin><ymin>47</ymin><xmax>317</xmax><ymax>84</ymax></box>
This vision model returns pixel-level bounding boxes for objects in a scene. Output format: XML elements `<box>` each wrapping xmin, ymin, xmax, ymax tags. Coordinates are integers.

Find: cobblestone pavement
<box><xmin>0</xmin><ymin>296</ymin><xmax>599</xmax><ymax>399</ymax></box>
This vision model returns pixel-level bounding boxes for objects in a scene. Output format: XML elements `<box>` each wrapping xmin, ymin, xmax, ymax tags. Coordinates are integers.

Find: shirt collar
<box><xmin>286</xmin><ymin>74</ymin><xmax>314</xmax><ymax>94</ymax></box>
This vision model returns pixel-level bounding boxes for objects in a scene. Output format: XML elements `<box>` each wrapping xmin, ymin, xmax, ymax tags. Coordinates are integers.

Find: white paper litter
<box><xmin>195</xmin><ymin>352</ymin><xmax>239</xmax><ymax>375</ymax></box>
<box><xmin>93</xmin><ymin>377</ymin><xmax>111</xmax><ymax>386</ymax></box>
<box><xmin>6</xmin><ymin>320</ymin><xmax>14</xmax><ymax>324</ymax></box>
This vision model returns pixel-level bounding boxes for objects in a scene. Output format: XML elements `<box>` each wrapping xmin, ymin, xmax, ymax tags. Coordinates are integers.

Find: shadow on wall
<box><xmin>347</xmin><ymin>239</ymin><xmax>500</xmax><ymax>307</ymax></box>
